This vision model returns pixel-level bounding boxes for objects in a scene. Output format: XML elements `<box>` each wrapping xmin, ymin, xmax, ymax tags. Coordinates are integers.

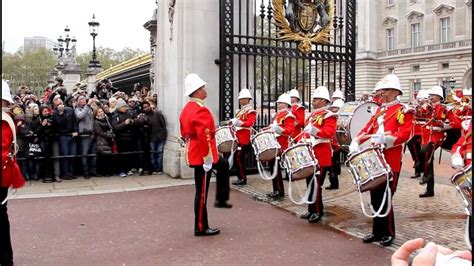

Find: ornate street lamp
<box><xmin>449</xmin><ymin>77</ymin><xmax>456</xmax><ymax>90</ymax></box>
<box><xmin>88</xmin><ymin>14</ymin><xmax>101</xmax><ymax>68</ymax></box>
<box><xmin>57</xmin><ymin>35</ymin><xmax>64</xmax><ymax>58</ymax></box>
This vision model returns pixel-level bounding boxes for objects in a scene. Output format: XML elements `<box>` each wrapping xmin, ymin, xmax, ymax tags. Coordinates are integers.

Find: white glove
<box><xmin>203</xmin><ymin>157</ymin><xmax>213</xmax><ymax>172</ymax></box>
<box><xmin>303</xmin><ymin>124</ymin><xmax>318</xmax><ymax>136</ymax></box>
<box><xmin>349</xmin><ymin>141</ymin><xmax>359</xmax><ymax>153</ymax></box>
<box><xmin>371</xmin><ymin>134</ymin><xmax>385</xmax><ymax>145</ymax></box>
<box><xmin>231</xmin><ymin>118</ymin><xmax>243</xmax><ymax>127</ymax></box>
<box><xmin>443</xmin><ymin>123</ymin><xmax>452</xmax><ymax>130</ymax></box>
<box><xmin>451</xmin><ymin>153</ymin><xmax>464</xmax><ymax>169</ymax></box>
<box><xmin>271</xmin><ymin>124</ymin><xmax>283</xmax><ymax>134</ymax></box>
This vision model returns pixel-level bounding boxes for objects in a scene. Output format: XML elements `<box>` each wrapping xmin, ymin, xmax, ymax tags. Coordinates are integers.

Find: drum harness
<box><xmin>252</xmin><ymin>127</ymin><xmax>281</xmax><ymax>181</ymax></box>
<box><xmin>350</xmin><ymin>105</ymin><xmax>400</xmax><ymax>218</ymax></box>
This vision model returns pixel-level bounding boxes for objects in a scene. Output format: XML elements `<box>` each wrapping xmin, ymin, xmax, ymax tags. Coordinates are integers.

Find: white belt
<box><xmin>311</xmin><ymin>138</ymin><xmax>331</xmax><ymax>146</ymax></box>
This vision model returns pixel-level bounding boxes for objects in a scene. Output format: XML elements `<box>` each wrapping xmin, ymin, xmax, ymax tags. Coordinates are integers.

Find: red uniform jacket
<box><xmin>233</xmin><ymin>104</ymin><xmax>256</xmax><ymax>145</ymax></box>
<box><xmin>452</xmin><ymin>120</ymin><xmax>472</xmax><ymax>165</ymax></box>
<box><xmin>420</xmin><ymin>103</ymin><xmax>447</xmax><ymax>145</ymax></box>
<box><xmin>291</xmin><ymin>103</ymin><xmax>306</xmax><ymax>139</ymax></box>
<box><xmin>179</xmin><ymin>98</ymin><xmax>219</xmax><ymax>166</ymax></box>
<box><xmin>301</xmin><ymin>108</ymin><xmax>337</xmax><ymax>167</ymax></box>
<box><xmin>270</xmin><ymin>109</ymin><xmax>295</xmax><ymax>152</ymax></box>
<box><xmin>356</xmin><ymin>102</ymin><xmax>414</xmax><ymax>173</ymax></box>
<box><xmin>413</xmin><ymin>103</ymin><xmax>431</xmax><ymax>136</ymax></box>
<box><xmin>2</xmin><ymin>115</ymin><xmax>25</xmax><ymax>188</ymax></box>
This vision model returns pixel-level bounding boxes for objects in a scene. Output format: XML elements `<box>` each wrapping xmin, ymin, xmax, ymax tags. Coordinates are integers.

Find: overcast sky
<box><xmin>2</xmin><ymin>0</ymin><xmax>157</xmax><ymax>54</ymax></box>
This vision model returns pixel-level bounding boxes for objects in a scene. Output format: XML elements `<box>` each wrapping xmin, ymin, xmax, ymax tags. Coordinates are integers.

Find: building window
<box><xmin>386</xmin><ymin>28</ymin><xmax>395</xmax><ymax>50</ymax></box>
<box><xmin>387</xmin><ymin>0</ymin><xmax>395</xmax><ymax>6</ymax></box>
<box><xmin>441</xmin><ymin>62</ymin><xmax>449</xmax><ymax>69</ymax></box>
<box><xmin>388</xmin><ymin>67</ymin><xmax>395</xmax><ymax>74</ymax></box>
<box><xmin>413</xmin><ymin>81</ymin><xmax>422</xmax><ymax>94</ymax></box>
<box><xmin>440</xmin><ymin>17</ymin><xmax>450</xmax><ymax>43</ymax></box>
<box><xmin>411</xmin><ymin>23</ymin><xmax>421</xmax><ymax>47</ymax></box>
<box><xmin>412</xmin><ymin>65</ymin><xmax>420</xmax><ymax>72</ymax></box>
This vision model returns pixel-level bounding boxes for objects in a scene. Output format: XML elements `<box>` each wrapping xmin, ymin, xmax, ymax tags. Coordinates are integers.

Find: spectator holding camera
<box><xmin>93</xmin><ymin>107</ymin><xmax>115</xmax><ymax>176</ymax></box>
<box><xmin>111</xmin><ymin>98</ymin><xmax>139</xmax><ymax>177</ymax></box>
<box><xmin>136</xmin><ymin>101</ymin><xmax>167</xmax><ymax>174</ymax></box>
<box><xmin>53</xmin><ymin>99</ymin><xmax>78</xmax><ymax>181</ymax></box>
<box><xmin>38</xmin><ymin>106</ymin><xmax>56</xmax><ymax>183</ymax></box>
<box><xmin>75</xmin><ymin>96</ymin><xmax>97</xmax><ymax>179</ymax></box>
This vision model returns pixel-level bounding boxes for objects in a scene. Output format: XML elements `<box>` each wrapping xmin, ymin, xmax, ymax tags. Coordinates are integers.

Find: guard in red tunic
<box><xmin>451</xmin><ymin>118</ymin><xmax>472</xmax><ymax>248</ymax></box>
<box><xmin>179</xmin><ymin>74</ymin><xmax>232</xmax><ymax>237</ymax></box>
<box><xmin>419</xmin><ymin>85</ymin><xmax>460</xmax><ymax>197</ymax></box>
<box><xmin>289</xmin><ymin>89</ymin><xmax>305</xmax><ymax>140</ymax></box>
<box><xmin>266</xmin><ymin>93</ymin><xmax>295</xmax><ymax>200</ymax></box>
<box><xmin>299</xmin><ymin>86</ymin><xmax>337</xmax><ymax>223</ymax></box>
<box><xmin>229</xmin><ymin>88</ymin><xmax>256</xmax><ymax>186</ymax></box>
<box><xmin>1</xmin><ymin>80</ymin><xmax>25</xmax><ymax>266</ymax></box>
<box><xmin>349</xmin><ymin>74</ymin><xmax>414</xmax><ymax>247</ymax></box>
<box><xmin>407</xmin><ymin>89</ymin><xmax>429</xmax><ymax>179</ymax></box>
<box><xmin>326</xmin><ymin>97</ymin><xmax>345</xmax><ymax>190</ymax></box>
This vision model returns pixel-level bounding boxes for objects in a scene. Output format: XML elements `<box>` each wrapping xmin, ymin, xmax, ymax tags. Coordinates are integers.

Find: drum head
<box><xmin>350</xmin><ymin>102</ymin><xmax>379</xmax><ymax>149</ymax></box>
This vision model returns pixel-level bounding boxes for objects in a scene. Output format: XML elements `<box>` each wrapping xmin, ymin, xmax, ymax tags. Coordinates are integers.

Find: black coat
<box><xmin>111</xmin><ymin>110</ymin><xmax>136</xmax><ymax>142</ymax></box>
<box><xmin>94</xmin><ymin>117</ymin><xmax>115</xmax><ymax>154</ymax></box>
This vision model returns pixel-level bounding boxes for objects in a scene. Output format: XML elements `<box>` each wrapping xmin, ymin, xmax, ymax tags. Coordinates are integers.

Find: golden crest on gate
<box><xmin>272</xmin><ymin>0</ymin><xmax>334</xmax><ymax>55</ymax></box>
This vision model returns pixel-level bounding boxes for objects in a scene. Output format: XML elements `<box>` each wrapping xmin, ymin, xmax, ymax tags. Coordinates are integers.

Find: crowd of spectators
<box><xmin>11</xmin><ymin>77</ymin><xmax>167</xmax><ymax>182</ymax></box>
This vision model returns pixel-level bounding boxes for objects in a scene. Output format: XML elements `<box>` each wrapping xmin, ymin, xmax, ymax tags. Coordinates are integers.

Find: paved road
<box><xmin>9</xmin><ymin>185</ymin><xmax>392</xmax><ymax>265</ymax></box>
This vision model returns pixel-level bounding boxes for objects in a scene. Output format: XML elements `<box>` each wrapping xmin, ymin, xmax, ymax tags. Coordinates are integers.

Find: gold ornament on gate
<box><xmin>272</xmin><ymin>0</ymin><xmax>334</xmax><ymax>55</ymax></box>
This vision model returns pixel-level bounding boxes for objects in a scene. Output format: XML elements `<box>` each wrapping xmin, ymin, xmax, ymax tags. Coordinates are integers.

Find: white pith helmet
<box><xmin>312</xmin><ymin>86</ymin><xmax>331</xmax><ymax>101</ymax></box>
<box><xmin>184</xmin><ymin>73</ymin><xmax>207</xmax><ymax>97</ymax></box>
<box><xmin>331</xmin><ymin>99</ymin><xmax>344</xmax><ymax>109</ymax></box>
<box><xmin>288</xmin><ymin>88</ymin><xmax>300</xmax><ymax>100</ymax></box>
<box><xmin>378</xmin><ymin>74</ymin><xmax>402</xmax><ymax>94</ymax></box>
<box><xmin>332</xmin><ymin>89</ymin><xmax>344</xmax><ymax>100</ymax></box>
<box><xmin>416</xmin><ymin>89</ymin><xmax>429</xmax><ymax>99</ymax></box>
<box><xmin>2</xmin><ymin>80</ymin><xmax>13</xmax><ymax>103</ymax></box>
<box><xmin>238</xmin><ymin>88</ymin><xmax>253</xmax><ymax>100</ymax></box>
<box><xmin>429</xmin><ymin>85</ymin><xmax>444</xmax><ymax>100</ymax></box>
<box><xmin>276</xmin><ymin>93</ymin><xmax>292</xmax><ymax>106</ymax></box>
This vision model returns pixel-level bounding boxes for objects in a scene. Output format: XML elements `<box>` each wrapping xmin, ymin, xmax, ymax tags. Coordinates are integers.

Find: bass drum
<box><xmin>441</xmin><ymin>128</ymin><xmax>461</xmax><ymax>151</ymax></box>
<box><xmin>336</xmin><ymin>101</ymin><xmax>380</xmax><ymax>151</ymax></box>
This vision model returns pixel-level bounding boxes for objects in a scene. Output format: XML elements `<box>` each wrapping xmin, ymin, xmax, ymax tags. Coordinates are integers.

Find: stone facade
<box><xmin>355</xmin><ymin>0</ymin><xmax>472</xmax><ymax>101</ymax></box>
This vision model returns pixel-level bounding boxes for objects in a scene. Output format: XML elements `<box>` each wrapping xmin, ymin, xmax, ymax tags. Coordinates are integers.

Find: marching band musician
<box><xmin>229</xmin><ymin>88</ymin><xmax>256</xmax><ymax>186</ymax></box>
<box><xmin>289</xmin><ymin>89</ymin><xmax>306</xmax><ymax>140</ymax></box>
<box><xmin>407</xmin><ymin>89</ymin><xmax>429</xmax><ymax>179</ymax></box>
<box><xmin>326</xmin><ymin>98</ymin><xmax>345</xmax><ymax>190</ymax></box>
<box><xmin>451</xmin><ymin>118</ymin><xmax>472</xmax><ymax>248</ymax></box>
<box><xmin>349</xmin><ymin>74</ymin><xmax>414</xmax><ymax>247</ymax></box>
<box><xmin>179</xmin><ymin>73</ymin><xmax>232</xmax><ymax>237</ymax></box>
<box><xmin>266</xmin><ymin>93</ymin><xmax>295</xmax><ymax>200</ymax></box>
<box><xmin>299</xmin><ymin>86</ymin><xmax>337</xmax><ymax>223</ymax></box>
<box><xmin>419</xmin><ymin>85</ymin><xmax>461</xmax><ymax>198</ymax></box>
<box><xmin>1</xmin><ymin>80</ymin><xmax>25</xmax><ymax>265</ymax></box>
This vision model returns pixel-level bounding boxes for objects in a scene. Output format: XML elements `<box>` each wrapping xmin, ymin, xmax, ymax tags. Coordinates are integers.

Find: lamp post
<box><xmin>88</xmin><ymin>14</ymin><xmax>101</xmax><ymax>68</ymax></box>
<box><xmin>449</xmin><ymin>77</ymin><xmax>456</xmax><ymax>90</ymax></box>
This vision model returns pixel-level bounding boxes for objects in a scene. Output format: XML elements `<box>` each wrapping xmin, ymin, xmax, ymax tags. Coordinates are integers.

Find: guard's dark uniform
<box><xmin>179</xmin><ymin>98</ymin><xmax>230</xmax><ymax>233</ymax></box>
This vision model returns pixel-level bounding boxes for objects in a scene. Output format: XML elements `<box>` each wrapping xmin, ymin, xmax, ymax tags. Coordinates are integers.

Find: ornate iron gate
<box><xmin>217</xmin><ymin>0</ymin><xmax>356</xmax><ymax>171</ymax></box>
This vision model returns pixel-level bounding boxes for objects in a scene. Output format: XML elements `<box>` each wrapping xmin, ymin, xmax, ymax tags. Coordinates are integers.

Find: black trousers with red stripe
<box><xmin>370</xmin><ymin>172</ymin><xmax>399</xmax><ymax>238</ymax></box>
<box><xmin>306</xmin><ymin>167</ymin><xmax>328</xmax><ymax>214</ymax></box>
<box><xmin>0</xmin><ymin>188</ymin><xmax>13</xmax><ymax>265</ymax></box>
<box><xmin>269</xmin><ymin>159</ymin><xmax>284</xmax><ymax>196</ymax></box>
<box><xmin>192</xmin><ymin>157</ymin><xmax>230</xmax><ymax>232</ymax></box>
<box><xmin>422</xmin><ymin>143</ymin><xmax>438</xmax><ymax>194</ymax></box>
<box><xmin>407</xmin><ymin>135</ymin><xmax>424</xmax><ymax>175</ymax></box>
<box><xmin>234</xmin><ymin>145</ymin><xmax>250</xmax><ymax>181</ymax></box>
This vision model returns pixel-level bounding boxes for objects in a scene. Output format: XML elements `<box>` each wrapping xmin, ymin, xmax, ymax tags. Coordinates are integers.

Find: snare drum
<box><xmin>282</xmin><ymin>143</ymin><xmax>318</xmax><ymax>181</ymax></box>
<box><xmin>336</xmin><ymin>101</ymin><xmax>379</xmax><ymax>150</ymax></box>
<box><xmin>251</xmin><ymin>131</ymin><xmax>280</xmax><ymax>161</ymax></box>
<box><xmin>215</xmin><ymin>126</ymin><xmax>237</xmax><ymax>153</ymax></box>
<box><xmin>451</xmin><ymin>164</ymin><xmax>472</xmax><ymax>215</ymax></box>
<box><xmin>346</xmin><ymin>146</ymin><xmax>392</xmax><ymax>192</ymax></box>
